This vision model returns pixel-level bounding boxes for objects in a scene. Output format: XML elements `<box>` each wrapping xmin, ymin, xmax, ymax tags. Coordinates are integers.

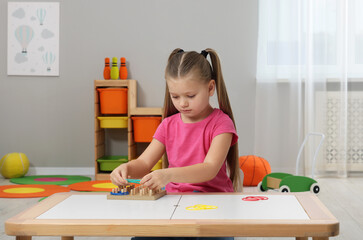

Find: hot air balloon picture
<box><xmin>36</xmin><ymin>8</ymin><xmax>46</xmax><ymax>25</ymax></box>
<box><xmin>8</xmin><ymin>2</ymin><xmax>59</xmax><ymax>75</ymax></box>
<box><xmin>14</xmin><ymin>25</ymin><xmax>34</xmax><ymax>55</ymax></box>
<box><xmin>42</xmin><ymin>52</ymin><xmax>56</xmax><ymax>72</ymax></box>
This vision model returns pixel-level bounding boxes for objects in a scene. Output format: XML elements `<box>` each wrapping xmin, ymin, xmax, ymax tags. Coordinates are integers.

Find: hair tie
<box><xmin>201</xmin><ymin>50</ymin><xmax>208</xmax><ymax>58</ymax></box>
<box><xmin>177</xmin><ymin>49</ymin><xmax>184</xmax><ymax>53</ymax></box>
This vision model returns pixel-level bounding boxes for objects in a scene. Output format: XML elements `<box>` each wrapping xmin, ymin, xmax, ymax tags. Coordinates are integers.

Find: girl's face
<box><xmin>167</xmin><ymin>75</ymin><xmax>215</xmax><ymax>123</ymax></box>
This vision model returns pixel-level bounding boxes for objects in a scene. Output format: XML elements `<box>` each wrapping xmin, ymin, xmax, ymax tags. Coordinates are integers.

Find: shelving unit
<box><xmin>94</xmin><ymin>79</ymin><xmax>163</xmax><ymax>180</ymax></box>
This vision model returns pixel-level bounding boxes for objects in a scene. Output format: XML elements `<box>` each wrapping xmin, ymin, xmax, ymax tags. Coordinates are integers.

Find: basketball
<box><xmin>0</xmin><ymin>153</ymin><xmax>30</xmax><ymax>179</ymax></box>
<box><xmin>239</xmin><ymin>155</ymin><xmax>271</xmax><ymax>186</ymax></box>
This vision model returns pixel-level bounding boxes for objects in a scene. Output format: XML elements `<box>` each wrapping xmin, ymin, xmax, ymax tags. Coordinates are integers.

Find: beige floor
<box><xmin>1</xmin><ymin>177</ymin><xmax>363</xmax><ymax>240</ymax></box>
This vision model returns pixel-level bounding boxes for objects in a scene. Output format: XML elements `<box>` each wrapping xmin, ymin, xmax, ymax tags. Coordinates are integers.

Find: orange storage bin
<box><xmin>97</xmin><ymin>88</ymin><xmax>128</xmax><ymax>114</ymax></box>
<box><xmin>132</xmin><ymin>116</ymin><xmax>162</xmax><ymax>142</ymax></box>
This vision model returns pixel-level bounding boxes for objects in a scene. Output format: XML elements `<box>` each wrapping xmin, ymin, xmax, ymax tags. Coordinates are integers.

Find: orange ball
<box><xmin>239</xmin><ymin>155</ymin><xmax>271</xmax><ymax>186</ymax></box>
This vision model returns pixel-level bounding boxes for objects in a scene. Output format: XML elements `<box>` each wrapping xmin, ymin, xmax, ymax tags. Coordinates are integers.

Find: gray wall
<box><xmin>0</xmin><ymin>0</ymin><xmax>258</xmax><ymax>169</ymax></box>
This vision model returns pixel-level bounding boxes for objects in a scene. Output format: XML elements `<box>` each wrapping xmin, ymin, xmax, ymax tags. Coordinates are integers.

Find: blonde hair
<box><xmin>163</xmin><ymin>48</ymin><xmax>242</xmax><ymax>192</ymax></box>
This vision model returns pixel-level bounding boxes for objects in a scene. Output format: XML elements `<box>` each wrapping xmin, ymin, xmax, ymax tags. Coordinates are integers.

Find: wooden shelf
<box><xmin>130</xmin><ymin>107</ymin><xmax>163</xmax><ymax>116</ymax></box>
<box><xmin>95</xmin><ymin>173</ymin><xmax>111</xmax><ymax>181</ymax></box>
<box><xmin>94</xmin><ymin>79</ymin><xmax>163</xmax><ymax>180</ymax></box>
<box><xmin>94</xmin><ymin>80</ymin><xmax>129</xmax><ymax>87</ymax></box>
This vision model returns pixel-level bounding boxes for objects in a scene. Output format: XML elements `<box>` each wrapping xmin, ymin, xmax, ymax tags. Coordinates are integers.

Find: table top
<box><xmin>5</xmin><ymin>192</ymin><xmax>339</xmax><ymax>238</ymax></box>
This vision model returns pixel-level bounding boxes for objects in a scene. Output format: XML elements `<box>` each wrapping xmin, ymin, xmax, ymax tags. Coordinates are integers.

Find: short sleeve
<box><xmin>212</xmin><ymin>113</ymin><xmax>238</xmax><ymax>146</ymax></box>
<box><xmin>153</xmin><ymin>118</ymin><xmax>167</xmax><ymax>145</ymax></box>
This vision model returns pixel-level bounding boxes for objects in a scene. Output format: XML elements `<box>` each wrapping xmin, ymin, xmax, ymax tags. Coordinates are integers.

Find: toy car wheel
<box><xmin>310</xmin><ymin>183</ymin><xmax>320</xmax><ymax>194</ymax></box>
<box><xmin>257</xmin><ymin>181</ymin><xmax>266</xmax><ymax>192</ymax></box>
<box><xmin>279</xmin><ymin>185</ymin><xmax>290</xmax><ymax>193</ymax></box>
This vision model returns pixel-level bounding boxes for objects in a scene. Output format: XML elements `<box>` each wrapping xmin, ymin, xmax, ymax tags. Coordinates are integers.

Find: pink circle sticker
<box><xmin>34</xmin><ymin>177</ymin><xmax>68</xmax><ymax>182</ymax></box>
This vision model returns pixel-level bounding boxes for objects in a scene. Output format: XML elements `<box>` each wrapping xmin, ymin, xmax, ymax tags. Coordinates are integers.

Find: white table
<box><xmin>5</xmin><ymin>192</ymin><xmax>339</xmax><ymax>240</ymax></box>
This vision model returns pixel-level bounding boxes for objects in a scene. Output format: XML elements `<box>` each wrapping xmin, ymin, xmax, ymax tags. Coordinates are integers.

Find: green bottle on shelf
<box><xmin>110</xmin><ymin>57</ymin><xmax>119</xmax><ymax>79</ymax></box>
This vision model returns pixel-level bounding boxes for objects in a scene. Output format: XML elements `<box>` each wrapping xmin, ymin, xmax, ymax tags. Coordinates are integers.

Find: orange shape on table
<box><xmin>0</xmin><ymin>184</ymin><xmax>70</xmax><ymax>198</ymax></box>
<box><xmin>68</xmin><ymin>180</ymin><xmax>140</xmax><ymax>192</ymax></box>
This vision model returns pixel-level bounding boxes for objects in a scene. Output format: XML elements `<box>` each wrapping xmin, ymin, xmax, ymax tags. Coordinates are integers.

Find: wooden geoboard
<box><xmin>5</xmin><ymin>192</ymin><xmax>339</xmax><ymax>239</ymax></box>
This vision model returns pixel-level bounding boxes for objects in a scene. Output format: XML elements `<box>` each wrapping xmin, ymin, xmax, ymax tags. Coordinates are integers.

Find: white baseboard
<box><xmin>28</xmin><ymin>167</ymin><xmax>95</xmax><ymax>176</ymax></box>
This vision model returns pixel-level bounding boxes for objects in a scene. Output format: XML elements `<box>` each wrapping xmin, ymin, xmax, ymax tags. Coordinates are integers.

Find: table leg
<box><xmin>61</xmin><ymin>237</ymin><xmax>74</xmax><ymax>240</ymax></box>
<box><xmin>16</xmin><ymin>237</ymin><xmax>31</xmax><ymax>240</ymax></box>
<box><xmin>296</xmin><ymin>237</ymin><xmax>308</xmax><ymax>240</ymax></box>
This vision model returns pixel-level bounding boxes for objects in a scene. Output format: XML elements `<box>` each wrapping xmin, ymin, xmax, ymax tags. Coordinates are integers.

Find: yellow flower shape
<box><xmin>186</xmin><ymin>204</ymin><xmax>218</xmax><ymax>211</ymax></box>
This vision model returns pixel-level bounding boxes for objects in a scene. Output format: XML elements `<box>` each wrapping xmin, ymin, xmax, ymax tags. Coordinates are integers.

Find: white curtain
<box><xmin>255</xmin><ymin>0</ymin><xmax>363</xmax><ymax>178</ymax></box>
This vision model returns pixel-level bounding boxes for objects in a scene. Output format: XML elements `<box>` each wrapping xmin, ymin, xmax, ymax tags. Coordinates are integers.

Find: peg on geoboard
<box><xmin>108</xmin><ymin>184</ymin><xmax>166</xmax><ymax>200</ymax></box>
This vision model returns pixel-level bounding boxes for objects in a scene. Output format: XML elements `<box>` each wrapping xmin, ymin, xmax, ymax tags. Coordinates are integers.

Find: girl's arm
<box><xmin>110</xmin><ymin>138</ymin><xmax>165</xmax><ymax>187</ymax></box>
<box><xmin>141</xmin><ymin>132</ymin><xmax>233</xmax><ymax>189</ymax></box>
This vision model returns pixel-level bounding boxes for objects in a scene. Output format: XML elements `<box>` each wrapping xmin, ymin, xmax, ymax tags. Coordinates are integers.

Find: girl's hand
<box><xmin>140</xmin><ymin>169</ymin><xmax>170</xmax><ymax>190</ymax></box>
<box><xmin>110</xmin><ymin>163</ymin><xmax>129</xmax><ymax>187</ymax></box>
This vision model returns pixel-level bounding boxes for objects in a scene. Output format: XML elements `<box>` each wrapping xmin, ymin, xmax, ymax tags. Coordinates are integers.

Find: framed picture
<box><xmin>8</xmin><ymin>2</ymin><xmax>60</xmax><ymax>76</ymax></box>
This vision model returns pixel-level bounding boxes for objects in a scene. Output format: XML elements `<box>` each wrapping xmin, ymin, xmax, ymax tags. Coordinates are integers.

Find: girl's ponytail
<box><xmin>162</xmin><ymin>48</ymin><xmax>185</xmax><ymax>168</ymax></box>
<box><xmin>206</xmin><ymin>48</ymin><xmax>242</xmax><ymax>192</ymax></box>
<box><xmin>206</xmin><ymin>48</ymin><xmax>234</xmax><ymax>120</ymax></box>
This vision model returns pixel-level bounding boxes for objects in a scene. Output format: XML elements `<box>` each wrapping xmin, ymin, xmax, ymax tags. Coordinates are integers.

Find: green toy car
<box><xmin>257</xmin><ymin>132</ymin><xmax>325</xmax><ymax>195</ymax></box>
<box><xmin>257</xmin><ymin>172</ymin><xmax>320</xmax><ymax>194</ymax></box>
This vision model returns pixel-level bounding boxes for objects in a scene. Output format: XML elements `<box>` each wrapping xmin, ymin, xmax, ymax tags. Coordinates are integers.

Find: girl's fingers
<box><xmin>111</xmin><ymin>169</ymin><xmax>127</xmax><ymax>187</ymax></box>
<box><xmin>118</xmin><ymin>169</ymin><xmax>128</xmax><ymax>184</ymax></box>
<box><xmin>141</xmin><ymin>174</ymin><xmax>163</xmax><ymax>190</ymax></box>
<box><xmin>140</xmin><ymin>174</ymin><xmax>151</xmax><ymax>185</ymax></box>
<box><xmin>111</xmin><ymin>175</ymin><xmax>122</xmax><ymax>186</ymax></box>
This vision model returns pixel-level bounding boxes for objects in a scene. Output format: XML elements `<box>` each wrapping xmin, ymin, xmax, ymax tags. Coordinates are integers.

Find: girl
<box><xmin>110</xmin><ymin>48</ymin><xmax>242</xmax><ymax>193</ymax></box>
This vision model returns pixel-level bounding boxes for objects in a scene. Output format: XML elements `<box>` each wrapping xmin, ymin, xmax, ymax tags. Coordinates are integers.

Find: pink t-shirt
<box><xmin>153</xmin><ymin>108</ymin><xmax>238</xmax><ymax>193</ymax></box>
